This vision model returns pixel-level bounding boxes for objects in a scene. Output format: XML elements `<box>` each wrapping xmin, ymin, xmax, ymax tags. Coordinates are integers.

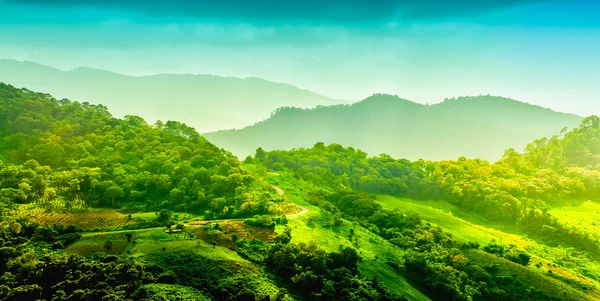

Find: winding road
<box><xmin>271</xmin><ymin>183</ymin><xmax>309</xmax><ymax>218</ymax></box>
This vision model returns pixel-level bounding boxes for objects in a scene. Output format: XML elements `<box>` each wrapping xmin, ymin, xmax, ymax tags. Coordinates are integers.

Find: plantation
<box><xmin>21</xmin><ymin>208</ymin><xmax>134</xmax><ymax>229</ymax></box>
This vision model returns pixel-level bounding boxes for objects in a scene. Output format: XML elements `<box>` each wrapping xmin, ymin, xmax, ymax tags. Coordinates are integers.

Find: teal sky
<box><xmin>1</xmin><ymin>0</ymin><xmax>599</xmax><ymax>116</ymax></box>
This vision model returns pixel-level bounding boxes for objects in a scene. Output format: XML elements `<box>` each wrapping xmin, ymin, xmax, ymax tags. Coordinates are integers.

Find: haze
<box><xmin>1</xmin><ymin>0</ymin><xmax>599</xmax><ymax>117</ymax></box>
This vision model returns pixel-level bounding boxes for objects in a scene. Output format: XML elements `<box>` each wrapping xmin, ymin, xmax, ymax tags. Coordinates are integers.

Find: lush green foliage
<box><xmin>0</xmin><ymin>83</ymin><xmax>285</xmax><ymax>218</ymax></box>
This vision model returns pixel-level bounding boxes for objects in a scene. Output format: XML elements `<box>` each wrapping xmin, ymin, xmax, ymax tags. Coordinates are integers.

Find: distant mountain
<box><xmin>0</xmin><ymin>59</ymin><xmax>345</xmax><ymax>132</ymax></box>
<box><xmin>204</xmin><ymin>94</ymin><xmax>584</xmax><ymax>161</ymax></box>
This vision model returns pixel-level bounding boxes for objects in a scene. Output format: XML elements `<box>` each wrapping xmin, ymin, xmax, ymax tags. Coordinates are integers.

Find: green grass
<box><xmin>359</xmin><ymin>260</ymin><xmax>431</xmax><ymax>301</ymax></box>
<box><xmin>131</xmin><ymin>239</ymin><xmax>260</xmax><ymax>274</ymax></box>
<box><xmin>65</xmin><ymin>239</ymin><xmax>129</xmax><ymax>256</ymax></box>
<box><xmin>376</xmin><ymin>195</ymin><xmax>529</xmax><ymax>246</ymax></box>
<box><xmin>134</xmin><ymin>284</ymin><xmax>210</xmax><ymax>301</ymax></box>
<box><xmin>551</xmin><ymin>201</ymin><xmax>600</xmax><ymax>234</ymax></box>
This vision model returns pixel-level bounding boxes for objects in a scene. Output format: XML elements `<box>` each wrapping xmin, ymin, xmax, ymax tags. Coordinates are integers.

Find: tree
<box><xmin>104</xmin><ymin>240</ymin><xmax>113</xmax><ymax>253</ymax></box>
<box><xmin>125</xmin><ymin>233</ymin><xmax>133</xmax><ymax>243</ymax></box>
<box><xmin>156</xmin><ymin>209</ymin><xmax>172</xmax><ymax>223</ymax></box>
<box><xmin>255</xmin><ymin>147</ymin><xmax>266</xmax><ymax>161</ymax></box>
<box><xmin>105</xmin><ymin>185</ymin><xmax>124</xmax><ymax>206</ymax></box>
<box><xmin>274</xmin><ymin>226</ymin><xmax>292</xmax><ymax>244</ymax></box>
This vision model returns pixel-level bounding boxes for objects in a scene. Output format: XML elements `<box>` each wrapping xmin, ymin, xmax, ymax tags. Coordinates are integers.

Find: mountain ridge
<box><xmin>204</xmin><ymin>94</ymin><xmax>584</xmax><ymax>161</ymax></box>
<box><xmin>0</xmin><ymin>59</ymin><xmax>346</xmax><ymax>132</ymax></box>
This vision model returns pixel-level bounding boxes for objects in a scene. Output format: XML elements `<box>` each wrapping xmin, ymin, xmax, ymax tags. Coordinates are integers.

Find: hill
<box><xmin>0</xmin><ymin>59</ymin><xmax>344</xmax><ymax>132</ymax></box>
<box><xmin>0</xmin><ymin>83</ymin><xmax>412</xmax><ymax>301</ymax></box>
<box><xmin>0</xmin><ymin>82</ymin><xmax>290</xmax><ymax>217</ymax></box>
<box><xmin>205</xmin><ymin>94</ymin><xmax>583</xmax><ymax>161</ymax></box>
<box><xmin>248</xmin><ymin>117</ymin><xmax>600</xmax><ymax>300</ymax></box>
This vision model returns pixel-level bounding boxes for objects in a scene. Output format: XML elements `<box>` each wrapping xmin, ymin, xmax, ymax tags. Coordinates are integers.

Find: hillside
<box><xmin>249</xmin><ymin>117</ymin><xmax>600</xmax><ymax>300</ymax></box>
<box><xmin>0</xmin><ymin>84</ymin><xmax>411</xmax><ymax>301</ymax></box>
<box><xmin>2</xmin><ymin>83</ymin><xmax>600</xmax><ymax>300</ymax></box>
<box><xmin>0</xmin><ymin>59</ymin><xmax>344</xmax><ymax>132</ymax></box>
<box><xmin>205</xmin><ymin>94</ymin><xmax>583</xmax><ymax>161</ymax></box>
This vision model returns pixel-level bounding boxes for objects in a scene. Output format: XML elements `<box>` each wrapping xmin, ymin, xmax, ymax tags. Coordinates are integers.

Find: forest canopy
<box><xmin>0</xmin><ymin>83</ymin><xmax>286</xmax><ymax>218</ymax></box>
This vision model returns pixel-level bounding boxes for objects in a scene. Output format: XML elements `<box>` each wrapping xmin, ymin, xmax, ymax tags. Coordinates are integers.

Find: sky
<box><xmin>1</xmin><ymin>0</ymin><xmax>599</xmax><ymax>116</ymax></box>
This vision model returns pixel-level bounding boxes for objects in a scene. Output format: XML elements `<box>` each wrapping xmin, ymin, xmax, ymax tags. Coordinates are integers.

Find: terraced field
<box><xmin>21</xmin><ymin>208</ymin><xmax>134</xmax><ymax>229</ymax></box>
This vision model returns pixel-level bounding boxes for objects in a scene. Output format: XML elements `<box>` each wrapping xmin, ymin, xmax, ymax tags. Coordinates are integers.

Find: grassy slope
<box><xmin>261</xmin><ymin>172</ymin><xmax>431</xmax><ymax>301</ymax></box>
<box><xmin>68</xmin><ymin>228</ymin><xmax>259</xmax><ymax>272</ymax></box>
<box><xmin>68</xmin><ymin>227</ymin><xmax>293</xmax><ymax>300</ymax></box>
<box><xmin>550</xmin><ymin>201</ymin><xmax>600</xmax><ymax>235</ymax></box>
<box><xmin>377</xmin><ymin>195</ymin><xmax>600</xmax><ymax>300</ymax></box>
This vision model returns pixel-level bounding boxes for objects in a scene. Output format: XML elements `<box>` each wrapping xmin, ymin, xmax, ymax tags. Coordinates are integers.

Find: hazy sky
<box><xmin>1</xmin><ymin>0</ymin><xmax>599</xmax><ymax>116</ymax></box>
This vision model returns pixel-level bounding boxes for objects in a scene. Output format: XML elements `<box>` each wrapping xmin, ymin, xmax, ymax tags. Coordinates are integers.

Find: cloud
<box><xmin>5</xmin><ymin>0</ymin><xmax>548</xmax><ymax>24</ymax></box>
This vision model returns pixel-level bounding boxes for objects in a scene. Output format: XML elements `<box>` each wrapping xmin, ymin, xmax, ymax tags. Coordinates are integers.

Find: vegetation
<box><xmin>0</xmin><ymin>84</ymin><xmax>406</xmax><ymax>300</ymax></box>
<box><xmin>249</xmin><ymin>116</ymin><xmax>600</xmax><ymax>300</ymax></box>
<box><xmin>254</xmin><ymin>117</ymin><xmax>600</xmax><ymax>256</ymax></box>
<box><xmin>2</xmin><ymin>83</ymin><xmax>600</xmax><ymax>300</ymax></box>
<box><xmin>0</xmin><ymin>83</ymin><xmax>287</xmax><ymax>219</ymax></box>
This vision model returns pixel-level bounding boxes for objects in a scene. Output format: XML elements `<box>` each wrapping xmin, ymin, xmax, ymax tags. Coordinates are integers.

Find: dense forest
<box><xmin>205</xmin><ymin>94</ymin><xmax>582</xmax><ymax>161</ymax></box>
<box><xmin>0</xmin><ymin>83</ymin><xmax>291</xmax><ymax>219</ymax></box>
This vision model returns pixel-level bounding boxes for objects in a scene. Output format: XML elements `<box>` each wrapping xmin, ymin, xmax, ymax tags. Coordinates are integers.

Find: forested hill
<box><xmin>0</xmin><ymin>59</ymin><xmax>344</xmax><ymax>132</ymax></box>
<box><xmin>0</xmin><ymin>83</ymin><xmax>288</xmax><ymax>218</ymax></box>
<box><xmin>205</xmin><ymin>94</ymin><xmax>583</xmax><ymax>161</ymax></box>
<box><xmin>253</xmin><ymin>115</ymin><xmax>600</xmax><ymax>253</ymax></box>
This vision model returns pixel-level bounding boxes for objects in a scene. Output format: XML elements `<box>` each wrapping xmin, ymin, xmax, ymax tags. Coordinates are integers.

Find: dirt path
<box><xmin>272</xmin><ymin>184</ymin><xmax>285</xmax><ymax>196</ymax></box>
<box><xmin>286</xmin><ymin>204</ymin><xmax>309</xmax><ymax>218</ymax></box>
<box><xmin>270</xmin><ymin>182</ymin><xmax>309</xmax><ymax>218</ymax></box>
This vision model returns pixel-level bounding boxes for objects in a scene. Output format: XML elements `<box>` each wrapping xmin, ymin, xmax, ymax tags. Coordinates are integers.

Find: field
<box><xmin>193</xmin><ymin>220</ymin><xmax>279</xmax><ymax>249</ymax></box>
<box><xmin>67</xmin><ymin>227</ymin><xmax>261</xmax><ymax>273</ymax></box>
<box><xmin>66</xmin><ymin>225</ymin><xmax>292</xmax><ymax>299</ymax></box>
<box><xmin>550</xmin><ymin>201</ymin><xmax>600</xmax><ymax>234</ymax></box>
<box><xmin>20</xmin><ymin>207</ymin><xmax>135</xmax><ymax>229</ymax></box>
<box><xmin>375</xmin><ymin>195</ymin><xmax>525</xmax><ymax>246</ymax></box>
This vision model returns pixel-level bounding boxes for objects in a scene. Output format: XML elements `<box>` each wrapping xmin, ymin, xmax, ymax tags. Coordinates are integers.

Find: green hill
<box><xmin>0</xmin><ymin>59</ymin><xmax>345</xmax><ymax>132</ymax></box>
<box><xmin>0</xmin><ymin>84</ymin><xmax>411</xmax><ymax>301</ymax></box>
<box><xmin>205</xmin><ymin>94</ymin><xmax>583</xmax><ymax>161</ymax></box>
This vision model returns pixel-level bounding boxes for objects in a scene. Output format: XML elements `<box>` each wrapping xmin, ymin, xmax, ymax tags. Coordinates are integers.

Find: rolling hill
<box><xmin>0</xmin><ymin>59</ymin><xmax>345</xmax><ymax>132</ymax></box>
<box><xmin>204</xmin><ymin>94</ymin><xmax>583</xmax><ymax>161</ymax></box>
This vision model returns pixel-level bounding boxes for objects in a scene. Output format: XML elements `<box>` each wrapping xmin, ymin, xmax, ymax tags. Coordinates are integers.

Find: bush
<box><xmin>244</xmin><ymin>215</ymin><xmax>275</xmax><ymax>229</ymax></box>
<box><xmin>236</xmin><ymin>239</ymin><xmax>271</xmax><ymax>263</ymax></box>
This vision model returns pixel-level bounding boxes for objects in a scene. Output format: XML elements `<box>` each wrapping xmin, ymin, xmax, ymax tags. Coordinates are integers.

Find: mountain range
<box><xmin>204</xmin><ymin>94</ymin><xmax>583</xmax><ymax>161</ymax></box>
<box><xmin>0</xmin><ymin>59</ymin><xmax>344</xmax><ymax>132</ymax></box>
<box><xmin>0</xmin><ymin>59</ymin><xmax>584</xmax><ymax>161</ymax></box>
